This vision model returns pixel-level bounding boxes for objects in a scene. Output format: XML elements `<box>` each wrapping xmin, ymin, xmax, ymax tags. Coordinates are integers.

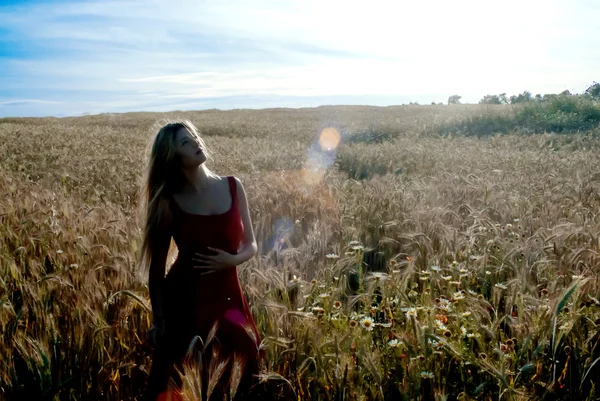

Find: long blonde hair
<box><xmin>138</xmin><ymin>119</ymin><xmax>213</xmax><ymax>275</ymax></box>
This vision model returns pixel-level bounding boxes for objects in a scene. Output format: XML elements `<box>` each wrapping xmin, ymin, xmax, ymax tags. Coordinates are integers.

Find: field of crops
<box><xmin>1</xmin><ymin>105</ymin><xmax>599</xmax><ymax>400</ymax></box>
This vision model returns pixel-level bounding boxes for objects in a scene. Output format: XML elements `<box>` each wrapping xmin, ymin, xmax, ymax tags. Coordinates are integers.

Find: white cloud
<box><xmin>0</xmin><ymin>99</ymin><xmax>63</xmax><ymax>105</ymax></box>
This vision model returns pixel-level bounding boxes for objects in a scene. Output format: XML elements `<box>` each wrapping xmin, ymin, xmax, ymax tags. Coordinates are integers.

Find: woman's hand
<box><xmin>148</xmin><ymin>318</ymin><xmax>166</xmax><ymax>348</ymax></box>
<box><xmin>193</xmin><ymin>247</ymin><xmax>238</xmax><ymax>275</ymax></box>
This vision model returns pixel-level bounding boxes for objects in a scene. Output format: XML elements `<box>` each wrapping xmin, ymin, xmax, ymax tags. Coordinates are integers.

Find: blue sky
<box><xmin>0</xmin><ymin>0</ymin><xmax>598</xmax><ymax>117</ymax></box>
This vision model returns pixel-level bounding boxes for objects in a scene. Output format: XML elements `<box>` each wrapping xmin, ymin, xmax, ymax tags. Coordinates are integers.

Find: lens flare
<box><xmin>302</xmin><ymin>165</ymin><xmax>326</xmax><ymax>186</ymax></box>
<box><xmin>268</xmin><ymin>217</ymin><xmax>294</xmax><ymax>251</ymax></box>
<box><xmin>157</xmin><ymin>390</ymin><xmax>183</xmax><ymax>401</ymax></box>
<box><xmin>302</xmin><ymin>127</ymin><xmax>340</xmax><ymax>186</ymax></box>
<box><xmin>318</xmin><ymin>127</ymin><xmax>341</xmax><ymax>151</ymax></box>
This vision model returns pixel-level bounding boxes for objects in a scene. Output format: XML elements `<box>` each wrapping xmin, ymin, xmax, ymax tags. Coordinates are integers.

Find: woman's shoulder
<box><xmin>221</xmin><ymin>175</ymin><xmax>242</xmax><ymax>186</ymax></box>
<box><xmin>222</xmin><ymin>176</ymin><xmax>246</xmax><ymax>200</ymax></box>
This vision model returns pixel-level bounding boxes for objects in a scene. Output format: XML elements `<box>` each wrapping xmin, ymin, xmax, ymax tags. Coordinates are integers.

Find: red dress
<box><xmin>146</xmin><ymin>176</ymin><xmax>263</xmax><ymax>401</ymax></box>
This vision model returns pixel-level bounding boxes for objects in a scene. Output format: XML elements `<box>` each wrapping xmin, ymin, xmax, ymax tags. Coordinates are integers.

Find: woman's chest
<box><xmin>173</xmin><ymin>213</ymin><xmax>244</xmax><ymax>247</ymax></box>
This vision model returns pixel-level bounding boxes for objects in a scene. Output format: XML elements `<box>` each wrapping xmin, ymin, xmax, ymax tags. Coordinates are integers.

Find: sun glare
<box><xmin>318</xmin><ymin>127</ymin><xmax>341</xmax><ymax>151</ymax></box>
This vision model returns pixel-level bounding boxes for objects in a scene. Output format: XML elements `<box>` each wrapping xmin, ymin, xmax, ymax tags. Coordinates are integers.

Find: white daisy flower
<box><xmin>406</xmin><ymin>307</ymin><xmax>417</xmax><ymax>319</ymax></box>
<box><xmin>360</xmin><ymin>317</ymin><xmax>374</xmax><ymax>331</ymax></box>
<box><xmin>453</xmin><ymin>291</ymin><xmax>465</xmax><ymax>301</ymax></box>
<box><xmin>434</xmin><ymin>319</ymin><xmax>447</xmax><ymax>331</ymax></box>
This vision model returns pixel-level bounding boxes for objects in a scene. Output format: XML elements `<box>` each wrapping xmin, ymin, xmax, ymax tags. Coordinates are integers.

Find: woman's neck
<box><xmin>181</xmin><ymin>165</ymin><xmax>212</xmax><ymax>193</ymax></box>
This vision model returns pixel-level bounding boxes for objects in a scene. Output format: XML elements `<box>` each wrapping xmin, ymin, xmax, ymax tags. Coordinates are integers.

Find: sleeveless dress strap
<box><xmin>227</xmin><ymin>176</ymin><xmax>238</xmax><ymax>207</ymax></box>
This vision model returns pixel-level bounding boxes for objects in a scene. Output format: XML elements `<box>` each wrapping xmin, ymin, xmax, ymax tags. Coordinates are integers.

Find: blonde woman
<box><xmin>139</xmin><ymin>120</ymin><xmax>263</xmax><ymax>400</ymax></box>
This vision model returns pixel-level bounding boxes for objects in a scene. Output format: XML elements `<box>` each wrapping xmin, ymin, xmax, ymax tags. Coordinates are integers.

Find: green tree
<box><xmin>479</xmin><ymin>95</ymin><xmax>502</xmax><ymax>104</ymax></box>
<box><xmin>479</xmin><ymin>93</ymin><xmax>509</xmax><ymax>105</ymax></box>
<box><xmin>585</xmin><ymin>81</ymin><xmax>600</xmax><ymax>98</ymax></box>
<box><xmin>510</xmin><ymin>91</ymin><xmax>533</xmax><ymax>104</ymax></box>
<box><xmin>448</xmin><ymin>95</ymin><xmax>462</xmax><ymax>105</ymax></box>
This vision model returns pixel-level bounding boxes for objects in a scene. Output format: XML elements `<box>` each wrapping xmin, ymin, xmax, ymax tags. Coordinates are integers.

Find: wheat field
<box><xmin>0</xmin><ymin>105</ymin><xmax>599</xmax><ymax>401</ymax></box>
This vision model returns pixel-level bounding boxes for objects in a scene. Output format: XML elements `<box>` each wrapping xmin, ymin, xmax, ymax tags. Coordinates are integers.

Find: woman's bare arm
<box><xmin>149</xmin><ymin>232</ymin><xmax>171</xmax><ymax>322</ymax></box>
<box><xmin>233</xmin><ymin>177</ymin><xmax>258</xmax><ymax>265</ymax></box>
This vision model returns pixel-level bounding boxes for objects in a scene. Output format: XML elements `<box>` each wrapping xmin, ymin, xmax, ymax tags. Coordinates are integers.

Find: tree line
<box><xmin>445</xmin><ymin>81</ymin><xmax>600</xmax><ymax>105</ymax></box>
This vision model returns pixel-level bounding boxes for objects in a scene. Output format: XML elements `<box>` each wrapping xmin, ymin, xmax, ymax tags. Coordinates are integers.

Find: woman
<box><xmin>139</xmin><ymin>120</ymin><xmax>264</xmax><ymax>401</ymax></box>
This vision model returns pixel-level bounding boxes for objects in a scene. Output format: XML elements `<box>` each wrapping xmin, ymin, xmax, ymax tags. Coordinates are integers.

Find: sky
<box><xmin>0</xmin><ymin>0</ymin><xmax>598</xmax><ymax>117</ymax></box>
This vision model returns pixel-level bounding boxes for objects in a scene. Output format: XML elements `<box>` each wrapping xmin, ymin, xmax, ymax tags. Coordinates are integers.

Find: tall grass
<box><xmin>1</xmin><ymin>105</ymin><xmax>599</xmax><ymax>400</ymax></box>
<box><xmin>438</xmin><ymin>96</ymin><xmax>600</xmax><ymax>136</ymax></box>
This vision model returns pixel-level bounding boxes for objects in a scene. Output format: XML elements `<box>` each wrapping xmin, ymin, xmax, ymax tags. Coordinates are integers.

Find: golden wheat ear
<box><xmin>205</xmin><ymin>345</ymin><xmax>231</xmax><ymax>401</ymax></box>
<box><xmin>177</xmin><ymin>360</ymin><xmax>204</xmax><ymax>401</ymax></box>
<box><xmin>161</xmin><ymin>372</ymin><xmax>185</xmax><ymax>401</ymax></box>
<box><xmin>240</xmin><ymin>322</ymin><xmax>259</xmax><ymax>351</ymax></box>
<box><xmin>177</xmin><ymin>334</ymin><xmax>208</xmax><ymax>401</ymax></box>
<box><xmin>203</xmin><ymin>320</ymin><xmax>220</xmax><ymax>352</ymax></box>
<box><xmin>228</xmin><ymin>352</ymin><xmax>248</xmax><ymax>401</ymax></box>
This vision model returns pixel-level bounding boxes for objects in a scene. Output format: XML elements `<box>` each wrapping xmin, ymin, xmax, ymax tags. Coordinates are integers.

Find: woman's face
<box><xmin>174</xmin><ymin>126</ymin><xmax>207</xmax><ymax>167</ymax></box>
